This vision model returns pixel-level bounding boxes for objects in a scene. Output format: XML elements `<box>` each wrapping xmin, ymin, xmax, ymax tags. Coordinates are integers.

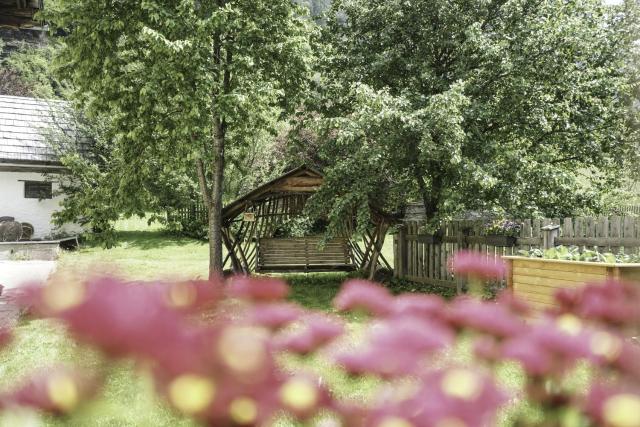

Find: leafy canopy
<box><xmin>45</xmin><ymin>0</ymin><xmax>313</xmax><ymax>209</ymax></box>
<box><xmin>303</xmin><ymin>0</ymin><xmax>639</xmax><ymax>232</ymax></box>
<box><xmin>44</xmin><ymin>0</ymin><xmax>314</xmax><ymax>257</ymax></box>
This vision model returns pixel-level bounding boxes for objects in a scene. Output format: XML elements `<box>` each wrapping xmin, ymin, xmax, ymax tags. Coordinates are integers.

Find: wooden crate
<box><xmin>503</xmin><ymin>256</ymin><xmax>640</xmax><ymax>310</ymax></box>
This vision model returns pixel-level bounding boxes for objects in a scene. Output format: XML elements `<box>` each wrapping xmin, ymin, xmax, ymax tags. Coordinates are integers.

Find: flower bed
<box><xmin>503</xmin><ymin>256</ymin><xmax>640</xmax><ymax>310</ymax></box>
<box><xmin>1</xmin><ymin>269</ymin><xmax>639</xmax><ymax>426</ymax></box>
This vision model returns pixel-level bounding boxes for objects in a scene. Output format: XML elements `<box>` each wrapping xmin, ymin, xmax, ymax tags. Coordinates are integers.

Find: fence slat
<box><xmin>610</xmin><ymin>216</ymin><xmax>622</xmax><ymax>254</ymax></box>
<box><xmin>623</xmin><ymin>217</ymin><xmax>635</xmax><ymax>255</ymax></box>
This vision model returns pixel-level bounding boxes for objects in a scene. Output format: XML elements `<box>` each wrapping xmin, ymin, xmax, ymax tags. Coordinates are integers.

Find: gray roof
<box><xmin>0</xmin><ymin>95</ymin><xmax>75</xmax><ymax>165</ymax></box>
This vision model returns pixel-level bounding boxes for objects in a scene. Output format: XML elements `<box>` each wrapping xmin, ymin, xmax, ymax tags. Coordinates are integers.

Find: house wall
<box><xmin>0</xmin><ymin>170</ymin><xmax>82</xmax><ymax>239</ymax></box>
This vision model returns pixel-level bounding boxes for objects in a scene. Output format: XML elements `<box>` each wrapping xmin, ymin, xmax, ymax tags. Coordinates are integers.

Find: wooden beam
<box><xmin>365</xmin><ymin>226</ymin><xmax>392</xmax><ymax>271</ymax></box>
<box><xmin>221</xmin><ymin>227</ymin><xmax>241</xmax><ymax>272</ymax></box>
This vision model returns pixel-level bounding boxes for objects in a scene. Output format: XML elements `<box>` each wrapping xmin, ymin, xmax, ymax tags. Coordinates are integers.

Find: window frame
<box><xmin>23</xmin><ymin>181</ymin><xmax>53</xmax><ymax>200</ymax></box>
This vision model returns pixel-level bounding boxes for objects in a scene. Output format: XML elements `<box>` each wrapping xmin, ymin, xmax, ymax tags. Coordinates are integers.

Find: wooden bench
<box><xmin>256</xmin><ymin>237</ymin><xmax>354</xmax><ymax>273</ymax></box>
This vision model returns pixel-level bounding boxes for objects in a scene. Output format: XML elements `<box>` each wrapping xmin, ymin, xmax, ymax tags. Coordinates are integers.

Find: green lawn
<box><xmin>0</xmin><ymin>220</ymin><xmax>524</xmax><ymax>425</ymax></box>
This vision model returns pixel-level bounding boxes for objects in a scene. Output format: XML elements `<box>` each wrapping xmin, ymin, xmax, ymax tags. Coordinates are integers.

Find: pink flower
<box><xmin>391</xmin><ymin>293</ymin><xmax>445</xmax><ymax>319</ymax></box>
<box><xmin>496</xmin><ymin>290</ymin><xmax>532</xmax><ymax>317</ymax></box>
<box><xmin>17</xmin><ymin>277</ymin><xmax>221</xmax><ymax>376</ymax></box>
<box><xmin>0</xmin><ymin>366</ymin><xmax>98</xmax><ymax>414</ymax></box>
<box><xmin>248</xmin><ymin>303</ymin><xmax>304</xmax><ymax>330</ymax></box>
<box><xmin>449</xmin><ymin>250</ymin><xmax>506</xmax><ymax>280</ymax></box>
<box><xmin>356</xmin><ymin>368</ymin><xmax>506</xmax><ymax>427</ymax></box>
<box><xmin>277</xmin><ymin>375</ymin><xmax>333</xmax><ymax>420</ymax></box>
<box><xmin>501</xmin><ymin>315</ymin><xmax>591</xmax><ymax>376</ymax></box>
<box><xmin>501</xmin><ymin>337</ymin><xmax>553</xmax><ymax>376</ymax></box>
<box><xmin>447</xmin><ymin>297</ymin><xmax>525</xmax><ymax>338</ymax></box>
<box><xmin>155</xmin><ymin>364</ymin><xmax>285</xmax><ymax>424</ymax></box>
<box><xmin>555</xmin><ymin>281</ymin><xmax>640</xmax><ymax>329</ymax></box>
<box><xmin>333</xmin><ymin>280</ymin><xmax>394</xmax><ymax>316</ymax></box>
<box><xmin>584</xmin><ymin>383</ymin><xmax>640</xmax><ymax>427</ymax></box>
<box><xmin>335</xmin><ymin>317</ymin><xmax>453</xmax><ymax>378</ymax></box>
<box><xmin>586</xmin><ymin>330</ymin><xmax>640</xmax><ymax>381</ymax></box>
<box><xmin>160</xmin><ymin>279</ymin><xmax>223</xmax><ymax>312</ymax></box>
<box><xmin>226</xmin><ymin>276</ymin><xmax>289</xmax><ymax>302</ymax></box>
<box><xmin>473</xmin><ymin>336</ymin><xmax>501</xmax><ymax>363</ymax></box>
<box><xmin>275</xmin><ymin>314</ymin><xmax>344</xmax><ymax>355</ymax></box>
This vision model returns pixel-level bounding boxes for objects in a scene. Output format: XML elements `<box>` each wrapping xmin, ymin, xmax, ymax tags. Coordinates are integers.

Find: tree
<box><xmin>0</xmin><ymin>40</ymin><xmax>67</xmax><ymax>98</ymax></box>
<box><xmin>47</xmin><ymin>107</ymin><xmax>200</xmax><ymax>247</ymax></box>
<box><xmin>46</xmin><ymin>0</ymin><xmax>313</xmax><ymax>277</ymax></box>
<box><xmin>295</xmin><ymin>0</ymin><xmax>332</xmax><ymax>18</ymax></box>
<box><xmin>301</xmin><ymin>0</ymin><xmax>639</xmax><ymax>232</ymax></box>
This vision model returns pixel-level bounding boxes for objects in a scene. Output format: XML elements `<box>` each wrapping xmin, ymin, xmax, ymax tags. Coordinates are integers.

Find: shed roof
<box><xmin>0</xmin><ymin>95</ymin><xmax>75</xmax><ymax>165</ymax></box>
<box><xmin>222</xmin><ymin>165</ymin><xmax>324</xmax><ymax>223</ymax></box>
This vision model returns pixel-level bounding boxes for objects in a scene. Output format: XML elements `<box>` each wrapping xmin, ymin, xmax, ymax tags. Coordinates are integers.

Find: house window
<box><xmin>24</xmin><ymin>181</ymin><xmax>53</xmax><ymax>199</ymax></box>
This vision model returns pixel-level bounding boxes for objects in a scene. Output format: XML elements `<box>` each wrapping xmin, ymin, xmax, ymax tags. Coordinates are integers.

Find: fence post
<box><xmin>542</xmin><ymin>224</ymin><xmax>560</xmax><ymax>249</ymax></box>
<box><xmin>395</xmin><ymin>225</ymin><xmax>407</xmax><ymax>279</ymax></box>
<box><xmin>456</xmin><ymin>226</ymin><xmax>472</xmax><ymax>295</ymax></box>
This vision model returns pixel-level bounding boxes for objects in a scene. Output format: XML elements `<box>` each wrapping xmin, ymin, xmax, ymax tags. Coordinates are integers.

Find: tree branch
<box><xmin>196</xmin><ymin>158</ymin><xmax>212</xmax><ymax>208</ymax></box>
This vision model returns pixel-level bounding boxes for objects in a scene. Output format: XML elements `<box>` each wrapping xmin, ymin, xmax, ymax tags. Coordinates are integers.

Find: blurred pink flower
<box><xmin>226</xmin><ymin>276</ymin><xmax>289</xmax><ymax>302</ymax></box>
<box><xmin>248</xmin><ymin>303</ymin><xmax>304</xmax><ymax>330</ymax></box>
<box><xmin>501</xmin><ymin>316</ymin><xmax>591</xmax><ymax>376</ymax></box>
<box><xmin>555</xmin><ymin>281</ymin><xmax>640</xmax><ymax>329</ymax></box>
<box><xmin>333</xmin><ymin>280</ymin><xmax>394</xmax><ymax>316</ymax></box>
<box><xmin>358</xmin><ymin>368</ymin><xmax>506</xmax><ymax>427</ymax></box>
<box><xmin>277</xmin><ymin>375</ymin><xmax>333</xmax><ymax>420</ymax></box>
<box><xmin>586</xmin><ymin>330</ymin><xmax>640</xmax><ymax>381</ymax></box>
<box><xmin>275</xmin><ymin>313</ymin><xmax>344</xmax><ymax>355</ymax></box>
<box><xmin>474</xmin><ymin>336</ymin><xmax>501</xmax><ymax>363</ymax></box>
<box><xmin>335</xmin><ymin>317</ymin><xmax>453</xmax><ymax>378</ymax></box>
<box><xmin>0</xmin><ymin>366</ymin><xmax>98</xmax><ymax>414</ymax></box>
<box><xmin>584</xmin><ymin>383</ymin><xmax>640</xmax><ymax>427</ymax></box>
<box><xmin>391</xmin><ymin>293</ymin><xmax>445</xmax><ymax>319</ymax></box>
<box><xmin>160</xmin><ymin>279</ymin><xmax>223</xmax><ymax>312</ymax></box>
<box><xmin>449</xmin><ymin>250</ymin><xmax>506</xmax><ymax>280</ymax></box>
<box><xmin>447</xmin><ymin>297</ymin><xmax>525</xmax><ymax>338</ymax></box>
<box><xmin>496</xmin><ymin>290</ymin><xmax>531</xmax><ymax>317</ymax></box>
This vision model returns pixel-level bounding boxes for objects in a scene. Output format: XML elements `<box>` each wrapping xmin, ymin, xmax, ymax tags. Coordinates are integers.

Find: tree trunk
<box><xmin>209</xmin><ymin>118</ymin><xmax>225</xmax><ymax>278</ymax></box>
<box><xmin>414</xmin><ymin>163</ymin><xmax>442</xmax><ymax>223</ymax></box>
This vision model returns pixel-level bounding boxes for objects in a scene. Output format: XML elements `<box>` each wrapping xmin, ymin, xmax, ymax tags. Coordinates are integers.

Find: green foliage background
<box><xmin>295</xmin><ymin>0</ymin><xmax>640</xmax><ymax>236</ymax></box>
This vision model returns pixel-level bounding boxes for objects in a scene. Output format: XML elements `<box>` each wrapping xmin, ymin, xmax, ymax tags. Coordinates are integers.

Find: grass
<box><xmin>0</xmin><ymin>219</ymin><xmax>527</xmax><ymax>426</ymax></box>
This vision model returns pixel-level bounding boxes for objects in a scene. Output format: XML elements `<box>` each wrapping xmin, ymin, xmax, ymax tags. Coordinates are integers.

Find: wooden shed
<box><xmin>221</xmin><ymin>166</ymin><xmax>393</xmax><ymax>275</ymax></box>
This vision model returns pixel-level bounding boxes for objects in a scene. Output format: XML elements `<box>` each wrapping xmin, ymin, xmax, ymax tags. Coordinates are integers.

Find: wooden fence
<box><xmin>615</xmin><ymin>205</ymin><xmax>640</xmax><ymax>216</ymax></box>
<box><xmin>394</xmin><ymin>216</ymin><xmax>640</xmax><ymax>290</ymax></box>
<box><xmin>168</xmin><ymin>203</ymin><xmax>208</xmax><ymax>238</ymax></box>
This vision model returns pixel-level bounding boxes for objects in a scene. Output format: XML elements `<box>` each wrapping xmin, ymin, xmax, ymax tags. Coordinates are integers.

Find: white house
<box><xmin>0</xmin><ymin>95</ymin><xmax>83</xmax><ymax>239</ymax></box>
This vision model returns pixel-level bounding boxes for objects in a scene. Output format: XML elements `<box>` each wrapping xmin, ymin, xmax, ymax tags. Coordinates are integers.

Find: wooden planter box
<box><xmin>503</xmin><ymin>256</ymin><xmax>640</xmax><ymax>310</ymax></box>
<box><xmin>485</xmin><ymin>235</ymin><xmax>517</xmax><ymax>247</ymax></box>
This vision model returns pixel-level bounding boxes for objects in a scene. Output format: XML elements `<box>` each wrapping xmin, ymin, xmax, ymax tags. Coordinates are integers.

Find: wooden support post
<box><xmin>221</xmin><ymin>227</ymin><xmax>241</xmax><ymax>273</ymax></box>
<box><xmin>368</xmin><ymin>223</ymin><xmax>389</xmax><ymax>280</ymax></box>
<box><xmin>542</xmin><ymin>224</ymin><xmax>561</xmax><ymax>250</ymax></box>
<box><xmin>395</xmin><ymin>225</ymin><xmax>407</xmax><ymax>279</ymax></box>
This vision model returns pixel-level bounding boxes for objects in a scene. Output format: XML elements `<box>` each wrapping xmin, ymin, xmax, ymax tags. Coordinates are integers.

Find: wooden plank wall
<box><xmin>394</xmin><ymin>216</ymin><xmax>640</xmax><ymax>289</ymax></box>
